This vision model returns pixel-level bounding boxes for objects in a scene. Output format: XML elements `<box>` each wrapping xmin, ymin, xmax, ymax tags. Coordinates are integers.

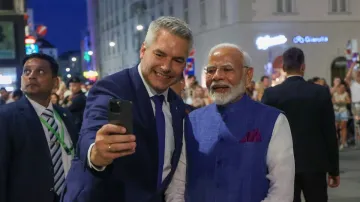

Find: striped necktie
<box><xmin>41</xmin><ymin>108</ymin><xmax>65</xmax><ymax>195</ymax></box>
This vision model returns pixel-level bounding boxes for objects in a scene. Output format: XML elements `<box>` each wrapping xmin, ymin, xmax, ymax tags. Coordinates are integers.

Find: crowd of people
<box><xmin>1</xmin><ymin>15</ymin><xmax>359</xmax><ymax>202</ymax></box>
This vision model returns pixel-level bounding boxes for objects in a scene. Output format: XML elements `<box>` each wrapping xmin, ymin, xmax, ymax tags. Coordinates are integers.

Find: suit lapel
<box><xmin>18</xmin><ymin>97</ymin><xmax>52</xmax><ymax>161</ymax></box>
<box><xmin>129</xmin><ymin>66</ymin><xmax>156</xmax><ymax>131</ymax></box>
<box><xmin>54</xmin><ymin>105</ymin><xmax>78</xmax><ymax>148</ymax></box>
<box><xmin>129</xmin><ymin>66</ymin><xmax>159</xmax><ymax>173</ymax></box>
<box><xmin>168</xmin><ymin>91</ymin><xmax>183</xmax><ymax>164</ymax></box>
<box><xmin>159</xmin><ymin>90</ymin><xmax>184</xmax><ymax>188</ymax></box>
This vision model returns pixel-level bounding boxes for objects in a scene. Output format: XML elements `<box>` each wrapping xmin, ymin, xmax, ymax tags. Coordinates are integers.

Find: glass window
<box><xmin>200</xmin><ymin>0</ymin><xmax>206</xmax><ymax>25</ymax></box>
<box><xmin>220</xmin><ymin>0</ymin><xmax>227</xmax><ymax>20</ymax></box>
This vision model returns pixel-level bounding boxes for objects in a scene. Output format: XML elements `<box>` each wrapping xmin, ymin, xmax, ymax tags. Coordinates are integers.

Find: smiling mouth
<box><xmin>212</xmin><ymin>86</ymin><xmax>231</xmax><ymax>93</ymax></box>
<box><xmin>155</xmin><ymin>71</ymin><xmax>171</xmax><ymax>79</ymax></box>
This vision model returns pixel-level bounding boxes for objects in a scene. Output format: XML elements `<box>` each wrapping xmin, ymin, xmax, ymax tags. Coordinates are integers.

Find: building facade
<box><xmin>0</xmin><ymin>0</ymin><xmax>26</xmax><ymax>91</ymax></box>
<box><xmin>57</xmin><ymin>50</ymin><xmax>82</xmax><ymax>81</ymax></box>
<box><xmin>88</xmin><ymin>0</ymin><xmax>360</xmax><ymax>84</ymax></box>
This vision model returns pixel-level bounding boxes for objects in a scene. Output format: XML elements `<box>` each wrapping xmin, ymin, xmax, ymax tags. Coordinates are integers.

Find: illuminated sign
<box><xmin>256</xmin><ymin>35</ymin><xmax>288</xmax><ymax>50</ymax></box>
<box><xmin>293</xmin><ymin>36</ymin><xmax>329</xmax><ymax>44</ymax></box>
<box><xmin>25</xmin><ymin>44</ymin><xmax>39</xmax><ymax>55</ymax></box>
<box><xmin>25</xmin><ymin>36</ymin><xmax>36</xmax><ymax>44</ymax></box>
<box><xmin>83</xmin><ymin>71</ymin><xmax>99</xmax><ymax>79</ymax></box>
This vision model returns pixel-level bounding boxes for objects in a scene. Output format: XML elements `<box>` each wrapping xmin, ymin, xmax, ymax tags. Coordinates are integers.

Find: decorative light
<box><xmin>256</xmin><ymin>35</ymin><xmax>288</xmax><ymax>50</ymax></box>
<box><xmin>25</xmin><ymin>36</ymin><xmax>36</xmax><ymax>44</ymax></box>
<box><xmin>83</xmin><ymin>70</ymin><xmax>99</xmax><ymax>79</ymax></box>
<box><xmin>88</xmin><ymin>50</ymin><xmax>93</xmax><ymax>55</ymax></box>
<box><xmin>71</xmin><ymin>57</ymin><xmax>77</xmax><ymax>62</ymax></box>
<box><xmin>109</xmin><ymin>41</ymin><xmax>116</xmax><ymax>47</ymax></box>
<box><xmin>67</xmin><ymin>74</ymin><xmax>72</xmax><ymax>78</ymax></box>
<box><xmin>136</xmin><ymin>25</ymin><xmax>144</xmax><ymax>31</ymax></box>
<box><xmin>65</xmin><ymin>68</ymin><xmax>70</xmax><ymax>72</ymax></box>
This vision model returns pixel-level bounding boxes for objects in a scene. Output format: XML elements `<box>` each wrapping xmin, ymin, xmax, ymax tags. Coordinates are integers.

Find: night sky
<box><xmin>27</xmin><ymin>0</ymin><xmax>87</xmax><ymax>54</ymax></box>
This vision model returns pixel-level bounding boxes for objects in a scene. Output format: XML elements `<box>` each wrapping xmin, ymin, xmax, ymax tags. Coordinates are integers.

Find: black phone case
<box><xmin>108</xmin><ymin>98</ymin><xmax>133</xmax><ymax>134</ymax></box>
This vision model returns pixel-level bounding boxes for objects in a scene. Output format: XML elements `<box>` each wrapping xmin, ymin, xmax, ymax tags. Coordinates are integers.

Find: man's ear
<box><xmin>246</xmin><ymin>67</ymin><xmax>254</xmax><ymax>86</ymax></box>
<box><xmin>139</xmin><ymin>42</ymin><xmax>146</xmax><ymax>59</ymax></box>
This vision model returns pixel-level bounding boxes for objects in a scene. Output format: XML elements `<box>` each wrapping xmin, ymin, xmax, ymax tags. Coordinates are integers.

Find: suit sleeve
<box><xmin>261</xmin><ymin>88</ymin><xmax>272</xmax><ymax>106</ymax></box>
<box><xmin>77</xmin><ymin>77</ymin><xmax>124</xmax><ymax>170</ymax></box>
<box><xmin>320</xmin><ymin>88</ymin><xmax>339</xmax><ymax>176</ymax></box>
<box><xmin>0</xmin><ymin>108</ymin><xmax>10</xmax><ymax>202</ymax></box>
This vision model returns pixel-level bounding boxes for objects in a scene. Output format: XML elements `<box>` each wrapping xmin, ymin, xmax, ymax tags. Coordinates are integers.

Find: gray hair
<box><xmin>144</xmin><ymin>16</ymin><xmax>193</xmax><ymax>52</ymax></box>
<box><xmin>208</xmin><ymin>43</ymin><xmax>252</xmax><ymax>67</ymax></box>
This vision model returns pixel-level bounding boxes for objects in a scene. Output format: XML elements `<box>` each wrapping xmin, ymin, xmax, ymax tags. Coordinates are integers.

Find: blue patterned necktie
<box><xmin>41</xmin><ymin>108</ymin><xmax>65</xmax><ymax>195</ymax></box>
<box><xmin>151</xmin><ymin>95</ymin><xmax>166</xmax><ymax>188</ymax></box>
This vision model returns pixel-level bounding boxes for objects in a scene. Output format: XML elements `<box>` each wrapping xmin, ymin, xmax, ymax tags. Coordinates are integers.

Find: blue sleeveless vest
<box><xmin>185</xmin><ymin>95</ymin><xmax>281</xmax><ymax>202</ymax></box>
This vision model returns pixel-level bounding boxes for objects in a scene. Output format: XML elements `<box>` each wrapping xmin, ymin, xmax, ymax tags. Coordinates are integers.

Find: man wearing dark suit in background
<box><xmin>63</xmin><ymin>16</ymin><xmax>192</xmax><ymax>202</ymax></box>
<box><xmin>262</xmin><ymin>47</ymin><xmax>340</xmax><ymax>202</ymax></box>
<box><xmin>0</xmin><ymin>53</ymin><xmax>78</xmax><ymax>202</ymax></box>
<box><xmin>65</xmin><ymin>76</ymin><xmax>87</xmax><ymax>131</ymax></box>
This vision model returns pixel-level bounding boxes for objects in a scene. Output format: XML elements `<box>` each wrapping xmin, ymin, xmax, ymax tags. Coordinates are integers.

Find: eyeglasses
<box><xmin>204</xmin><ymin>64</ymin><xmax>248</xmax><ymax>75</ymax></box>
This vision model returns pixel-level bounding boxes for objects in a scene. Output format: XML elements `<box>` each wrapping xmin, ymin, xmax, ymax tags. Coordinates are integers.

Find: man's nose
<box><xmin>212</xmin><ymin>68</ymin><xmax>225</xmax><ymax>81</ymax></box>
<box><xmin>28</xmin><ymin>71</ymin><xmax>37</xmax><ymax>79</ymax></box>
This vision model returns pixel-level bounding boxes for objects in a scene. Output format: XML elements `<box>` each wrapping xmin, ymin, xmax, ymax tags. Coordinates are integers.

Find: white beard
<box><xmin>209</xmin><ymin>77</ymin><xmax>246</xmax><ymax>106</ymax></box>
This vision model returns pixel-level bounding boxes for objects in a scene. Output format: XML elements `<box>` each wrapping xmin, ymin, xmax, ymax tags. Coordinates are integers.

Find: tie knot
<box><xmin>42</xmin><ymin>108</ymin><xmax>54</xmax><ymax>117</ymax></box>
<box><xmin>152</xmin><ymin>95</ymin><xmax>165</xmax><ymax>105</ymax></box>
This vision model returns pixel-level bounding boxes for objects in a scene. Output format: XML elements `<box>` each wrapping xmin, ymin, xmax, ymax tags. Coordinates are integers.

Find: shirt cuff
<box><xmin>87</xmin><ymin>143</ymin><xmax>107</xmax><ymax>171</ymax></box>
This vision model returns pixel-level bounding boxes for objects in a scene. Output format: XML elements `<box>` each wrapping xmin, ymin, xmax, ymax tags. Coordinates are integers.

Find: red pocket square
<box><xmin>240</xmin><ymin>129</ymin><xmax>262</xmax><ymax>143</ymax></box>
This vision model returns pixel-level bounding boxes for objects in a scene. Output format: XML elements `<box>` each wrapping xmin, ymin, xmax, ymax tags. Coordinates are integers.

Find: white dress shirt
<box><xmin>27</xmin><ymin>97</ymin><xmax>73</xmax><ymax>177</ymax></box>
<box><xmin>87</xmin><ymin>64</ymin><xmax>184</xmax><ymax>198</ymax></box>
<box><xmin>166</xmin><ymin>113</ymin><xmax>295</xmax><ymax>202</ymax></box>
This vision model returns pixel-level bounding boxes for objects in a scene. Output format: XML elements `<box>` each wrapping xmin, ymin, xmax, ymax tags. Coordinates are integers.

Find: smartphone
<box><xmin>108</xmin><ymin>98</ymin><xmax>133</xmax><ymax>134</ymax></box>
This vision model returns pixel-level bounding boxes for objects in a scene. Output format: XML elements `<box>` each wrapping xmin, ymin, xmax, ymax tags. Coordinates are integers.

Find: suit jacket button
<box><xmin>49</xmin><ymin>188</ymin><xmax>54</xmax><ymax>192</ymax></box>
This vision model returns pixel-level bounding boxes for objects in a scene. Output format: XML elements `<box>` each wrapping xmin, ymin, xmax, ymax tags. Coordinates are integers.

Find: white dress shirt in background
<box><xmin>28</xmin><ymin>97</ymin><xmax>73</xmax><ymax>176</ymax></box>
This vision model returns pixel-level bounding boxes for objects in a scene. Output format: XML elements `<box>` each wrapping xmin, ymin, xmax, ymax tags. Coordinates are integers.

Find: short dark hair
<box><xmin>260</xmin><ymin>76</ymin><xmax>269</xmax><ymax>82</ymax></box>
<box><xmin>68</xmin><ymin>76</ymin><xmax>81</xmax><ymax>84</ymax></box>
<box><xmin>0</xmin><ymin>87</ymin><xmax>6</xmax><ymax>91</ymax></box>
<box><xmin>22</xmin><ymin>53</ymin><xmax>59</xmax><ymax>77</ymax></box>
<box><xmin>12</xmin><ymin>89</ymin><xmax>23</xmax><ymax>98</ymax></box>
<box><xmin>312</xmin><ymin>77</ymin><xmax>320</xmax><ymax>83</ymax></box>
<box><xmin>283</xmin><ymin>47</ymin><xmax>305</xmax><ymax>71</ymax></box>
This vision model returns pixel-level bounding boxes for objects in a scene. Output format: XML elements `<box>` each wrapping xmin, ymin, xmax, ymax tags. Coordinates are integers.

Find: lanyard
<box><xmin>39</xmin><ymin>110</ymin><xmax>74</xmax><ymax>157</ymax></box>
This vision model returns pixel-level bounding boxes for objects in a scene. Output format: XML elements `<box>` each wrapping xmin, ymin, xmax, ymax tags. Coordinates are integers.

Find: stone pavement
<box><xmin>328</xmin><ymin>148</ymin><xmax>360</xmax><ymax>202</ymax></box>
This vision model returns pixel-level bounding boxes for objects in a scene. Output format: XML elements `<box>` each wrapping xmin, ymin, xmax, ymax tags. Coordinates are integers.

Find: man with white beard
<box><xmin>178</xmin><ymin>43</ymin><xmax>295</xmax><ymax>202</ymax></box>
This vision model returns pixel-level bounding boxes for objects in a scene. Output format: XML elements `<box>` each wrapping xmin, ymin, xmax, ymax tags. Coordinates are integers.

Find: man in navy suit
<box><xmin>262</xmin><ymin>47</ymin><xmax>340</xmax><ymax>202</ymax></box>
<box><xmin>0</xmin><ymin>53</ymin><xmax>78</xmax><ymax>202</ymax></box>
<box><xmin>63</xmin><ymin>16</ymin><xmax>193</xmax><ymax>202</ymax></box>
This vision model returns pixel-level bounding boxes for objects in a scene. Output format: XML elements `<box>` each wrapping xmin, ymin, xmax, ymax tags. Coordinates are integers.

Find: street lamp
<box><xmin>109</xmin><ymin>41</ymin><xmax>116</xmax><ymax>47</ymax></box>
<box><xmin>71</xmin><ymin>57</ymin><xmax>77</xmax><ymax>62</ymax></box>
<box><xmin>67</xmin><ymin>74</ymin><xmax>72</xmax><ymax>78</ymax></box>
<box><xmin>65</xmin><ymin>68</ymin><xmax>70</xmax><ymax>72</ymax></box>
<box><xmin>136</xmin><ymin>25</ymin><xmax>144</xmax><ymax>31</ymax></box>
<box><xmin>88</xmin><ymin>50</ymin><xmax>93</xmax><ymax>55</ymax></box>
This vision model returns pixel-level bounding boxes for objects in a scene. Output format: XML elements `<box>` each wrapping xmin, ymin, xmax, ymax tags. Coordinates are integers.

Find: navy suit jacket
<box><xmin>62</xmin><ymin>66</ymin><xmax>185</xmax><ymax>202</ymax></box>
<box><xmin>0</xmin><ymin>96</ymin><xmax>78</xmax><ymax>202</ymax></box>
<box><xmin>262</xmin><ymin>76</ymin><xmax>339</xmax><ymax>176</ymax></box>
